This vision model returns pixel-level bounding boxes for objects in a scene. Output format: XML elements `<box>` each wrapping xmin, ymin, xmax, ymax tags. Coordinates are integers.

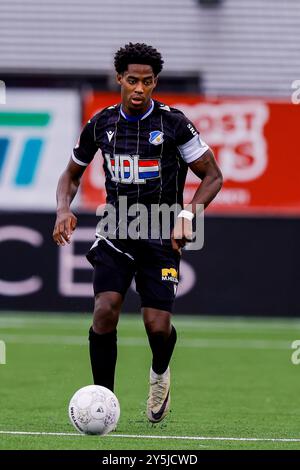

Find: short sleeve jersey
<box><xmin>72</xmin><ymin>99</ymin><xmax>209</xmax><ymax>209</ymax></box>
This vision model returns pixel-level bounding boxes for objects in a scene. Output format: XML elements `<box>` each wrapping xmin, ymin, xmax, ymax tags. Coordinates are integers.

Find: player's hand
<box><xmin>171</xmin><ymin>217</ymin><xmax>194</xmax><ymax>253</ymax></box>
<box><xmin>53</xmin><ymin>210</ymin><xmax>77</xmax><ymax>246</ymax></box>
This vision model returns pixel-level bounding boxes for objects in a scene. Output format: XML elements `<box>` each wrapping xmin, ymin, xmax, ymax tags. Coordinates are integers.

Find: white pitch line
<box><xmin>0</xmin><ymin>315</ymin><xmax>300</xmax><ymax>331</ymax></box>
<box><xmin>0</xmin><ymin>334</ymin><xmax>291</xmax><ymax>350</ymax></box>
<box><xmin>0</xmin><ymin>335</ymin><xmax>291</xmax><ymax>350</ymax></box>
<box><xmin>0</xmin><ymin>430</ymin><xmax>300</xmax><ymax>443</ymax></box>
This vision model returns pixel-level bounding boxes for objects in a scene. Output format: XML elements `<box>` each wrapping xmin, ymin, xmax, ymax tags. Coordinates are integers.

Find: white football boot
<box><xmin>147</xmin><ymin>367</ymin><xmax>170</xmax><ymax>423</ymax></box>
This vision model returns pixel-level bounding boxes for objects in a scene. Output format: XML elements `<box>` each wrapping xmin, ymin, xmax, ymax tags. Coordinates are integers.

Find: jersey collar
<box><xmin>120</xmin><ymin>99</ymin><xmax>154</xmax><ymax>122</ymax></box>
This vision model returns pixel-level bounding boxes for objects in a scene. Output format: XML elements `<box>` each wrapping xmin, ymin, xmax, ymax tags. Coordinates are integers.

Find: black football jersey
<box><xmin>72</xmin><ymin>99</ymin><xmax>208</xmax><ymax>211</ymax></box>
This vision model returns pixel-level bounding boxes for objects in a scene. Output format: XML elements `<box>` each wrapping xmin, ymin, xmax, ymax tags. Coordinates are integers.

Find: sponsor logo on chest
<box><xmin>104</xmin><ymin>154</ymin><xmax>160</xmax><ymax>184</ymax></box>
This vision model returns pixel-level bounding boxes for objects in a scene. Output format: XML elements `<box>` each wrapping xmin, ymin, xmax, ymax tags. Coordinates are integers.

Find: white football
<box><xmin>68</xmin><ymin>385</ymin><xmax>120</xmax><ymax>435</ymax></box>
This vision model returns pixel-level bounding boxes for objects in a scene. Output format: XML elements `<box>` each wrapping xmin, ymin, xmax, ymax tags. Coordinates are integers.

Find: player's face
<box><xmin>117</xmin><ymin>64</ymin><xmax>157</xmax><ymax>115</ymax></box>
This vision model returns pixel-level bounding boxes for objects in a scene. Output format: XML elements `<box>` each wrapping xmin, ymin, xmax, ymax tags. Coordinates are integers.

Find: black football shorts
<box><xmin>86</xmin><ymin>237</ymin><xmax>181</xmax><ymax>313</ymax></box>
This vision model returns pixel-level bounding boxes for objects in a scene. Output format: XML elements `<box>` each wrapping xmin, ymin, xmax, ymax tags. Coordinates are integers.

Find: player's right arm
<box><xmin>53</xmin><ymin>117</ymin><xmax>98</xmax><ymax>246</ymax></box>
<box><xmin>53</xmin><ymin>159</ymin><xmax>85</xmax><ymax>246</ymax></box>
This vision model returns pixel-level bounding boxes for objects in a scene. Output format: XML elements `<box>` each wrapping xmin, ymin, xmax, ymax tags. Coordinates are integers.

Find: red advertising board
<box><xmin>81</xmin><ymin>92</ymin><xmax>300</xmax><ymax>215</ymax></box>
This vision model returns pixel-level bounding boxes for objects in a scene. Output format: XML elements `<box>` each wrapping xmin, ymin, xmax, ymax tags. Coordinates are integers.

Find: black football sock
<box><xmin>147</xmin><ymin>325</ymin><xmax>177</xmax><ymax>375</ymax></box>
<box><xmin>88</xmin><ymin>327</ymin><xmax>117</xmax><ymax>392</ymax></box>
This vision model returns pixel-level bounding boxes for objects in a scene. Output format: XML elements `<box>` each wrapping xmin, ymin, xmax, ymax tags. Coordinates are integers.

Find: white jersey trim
<box><xmin>71</xmin><ymin>151</ymin><xmax>89</xmax><ymax>167</ymax></box>
<box><xmin>93</xmin><ymin>235</ymin><xmax>135</xmax><ymax>261</ymax></box>
<box><xmin>177</xmin><ymin>135</ymin><xmax>209</xmax><ymax>164</ymax></box>
<box><xmin>120</xmin><ymin>99</ymin><xmax>154</xmax><ymax>121</ymax></box>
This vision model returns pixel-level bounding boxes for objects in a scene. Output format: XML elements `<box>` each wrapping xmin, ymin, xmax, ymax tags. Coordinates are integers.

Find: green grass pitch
<box><xmin>0</xmin><ymin>312</ymin><xmax>300</xmax><ymax>450</ymax></box>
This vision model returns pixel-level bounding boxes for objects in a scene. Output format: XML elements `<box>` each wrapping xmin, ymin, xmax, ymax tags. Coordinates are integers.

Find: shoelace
<box><xmin>149</xmin><ymin>380</ymin><xmax>168</xmax><ymax>407</ymax></box>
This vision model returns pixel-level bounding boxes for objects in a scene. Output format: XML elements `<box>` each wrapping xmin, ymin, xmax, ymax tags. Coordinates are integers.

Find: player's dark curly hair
<box><xmin>114</xmin><ymin>43</ymin><xmax>164</xmax><ymax>76</ymax></box>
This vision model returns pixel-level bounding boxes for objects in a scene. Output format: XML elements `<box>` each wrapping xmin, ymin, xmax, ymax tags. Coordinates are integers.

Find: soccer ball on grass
<box><xmin>68</xmin><ymin>385</ymin><xmax>120</xmax><ymax>435</ymax></box>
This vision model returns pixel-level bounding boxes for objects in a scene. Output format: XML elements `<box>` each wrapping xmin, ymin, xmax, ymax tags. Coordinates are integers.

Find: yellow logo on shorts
<box><xmin>161</xmin><ymin>268</ymin><xmax>178</xmax><ymax>283</ymax></box>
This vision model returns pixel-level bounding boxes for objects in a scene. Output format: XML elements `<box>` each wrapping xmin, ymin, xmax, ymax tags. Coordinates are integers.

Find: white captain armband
<box><xmin>178</xmin><ymin>135</ymin><xmax>209</xmax><ymax>164</ymax></box>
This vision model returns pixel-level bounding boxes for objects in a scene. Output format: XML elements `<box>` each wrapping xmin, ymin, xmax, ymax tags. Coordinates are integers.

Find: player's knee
<box><xmin>92</xmin><ymin>293</ymin><xmax>120</xmax><ymax>334</ymax></box>
<box><xmin>144</xmin><ymin>316</ymin><xmax>171</xmax><ymax>338</ymax></box>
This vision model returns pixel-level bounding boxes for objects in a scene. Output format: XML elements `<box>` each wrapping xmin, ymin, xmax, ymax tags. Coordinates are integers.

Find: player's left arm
<box><xmin>172</xmin><ymin>148</ymin><xmax>223</xmax><ymax>251</ymax></box>
<box><xmin>187</xmin><ymin>147</ymin><xmax>223</xmax><ymax>211</ymax></box>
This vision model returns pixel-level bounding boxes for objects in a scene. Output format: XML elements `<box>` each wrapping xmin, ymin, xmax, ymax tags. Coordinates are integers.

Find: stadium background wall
<box><xmin>1</xmin><ymin>212</ymin><xmax>299</xmax><ymax>317</ymax></box>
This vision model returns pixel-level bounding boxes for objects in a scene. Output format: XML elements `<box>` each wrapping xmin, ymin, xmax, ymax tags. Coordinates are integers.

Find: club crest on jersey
<box><xmin>149</xmin><ymin>131</ymin><xmax>164</xmax><ymax>146</ymax></box>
